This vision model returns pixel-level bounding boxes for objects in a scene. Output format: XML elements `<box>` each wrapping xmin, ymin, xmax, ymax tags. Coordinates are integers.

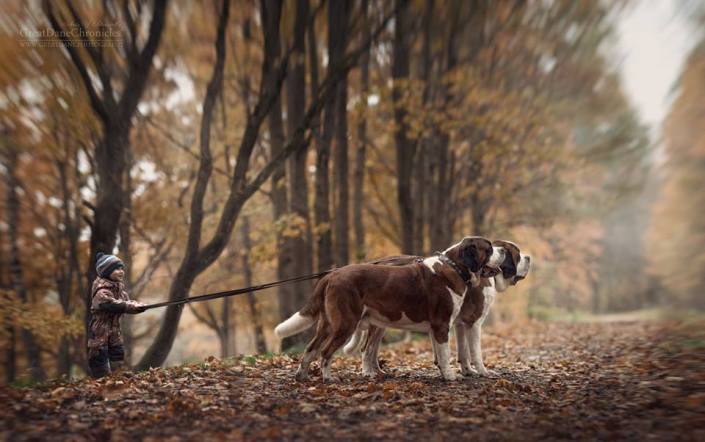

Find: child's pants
<box><xmin>88</xmin><ymin>344</ymin><xmax>125</xmax><ymax>378</ymax></box>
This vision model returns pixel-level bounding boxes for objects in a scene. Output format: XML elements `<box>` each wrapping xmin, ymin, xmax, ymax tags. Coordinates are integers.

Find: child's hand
<box><xmin>127</xmin><ymin>301</ymin><xmax>148</xmax><ymax>314</ymax></box>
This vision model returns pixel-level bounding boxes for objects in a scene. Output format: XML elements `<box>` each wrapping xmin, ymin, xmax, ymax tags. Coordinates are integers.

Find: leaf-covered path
<box><xmin>3</xmin><ymin>321</ymin><xmax>703</xmax><ymax>441</ymax></box>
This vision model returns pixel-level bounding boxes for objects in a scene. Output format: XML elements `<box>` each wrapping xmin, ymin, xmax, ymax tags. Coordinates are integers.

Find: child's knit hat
<box><xmin>96</xmin><ymin>252</ymin><xmax>124</xmax><ymax>279</ymax></box>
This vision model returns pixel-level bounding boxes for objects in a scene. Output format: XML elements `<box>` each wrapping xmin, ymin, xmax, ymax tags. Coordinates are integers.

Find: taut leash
<box><xmin>142</xmin><ymin>269</ymin><xmax>333</xmax><ymax>310</ymax></box>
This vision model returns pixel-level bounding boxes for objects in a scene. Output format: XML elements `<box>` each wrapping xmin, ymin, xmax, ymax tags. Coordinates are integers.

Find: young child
<box><xmin>88</xmin><ymin>252</ymin><xmax>147</xmax><ymax>378</ymax></box>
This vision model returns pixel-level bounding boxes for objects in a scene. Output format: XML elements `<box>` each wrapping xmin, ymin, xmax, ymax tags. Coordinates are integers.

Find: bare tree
<box><xmin>44</xmin><ymin>0</ymin><xmax>168</xmax><ymax>336</ymax></box>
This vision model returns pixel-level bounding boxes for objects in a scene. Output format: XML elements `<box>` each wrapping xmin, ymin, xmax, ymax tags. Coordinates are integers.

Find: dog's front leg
<box><xmin>432</xmin><ymin>326</ymin><xmax>457</xmax><ymax>381</ymax></box>
<box><xmin>469</xmin><ymin>322</ymin><xmax>493</xmax><ymax>376</ymax></box>
<box><xmin>455</xmin><ymin>323</ymin><xmax>475</xmax><ymax>376</ymax></box>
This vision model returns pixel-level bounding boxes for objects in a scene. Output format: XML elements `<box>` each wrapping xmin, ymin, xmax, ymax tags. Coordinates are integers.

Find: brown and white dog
<box><xmin>275</xmin><ymin>237</ymin><xmax>506</xmax><ymax>381</ymax></box>
<box><xmin>345</xmin><ymin>240</ymin><xmax>531</xmax><ymax>378</ymax></box>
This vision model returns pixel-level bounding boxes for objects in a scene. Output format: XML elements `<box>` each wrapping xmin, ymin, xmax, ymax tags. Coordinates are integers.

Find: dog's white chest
<box><xmin>448</xmin><ymin>286</ymin><xmax>467</xmax><ymax>326</ymax></box>
<box><xmin>480</xmin><ymin>280</ymin><xmax>497</xmax><ymax>323</ymax></box>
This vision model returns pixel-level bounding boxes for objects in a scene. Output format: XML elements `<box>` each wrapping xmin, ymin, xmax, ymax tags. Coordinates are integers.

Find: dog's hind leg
<box><xmin>320</xmin><ymin>329</ymin><xmax>356</xmax><ymax>381</ymax></box>
<box><xmin>295</xmin><ymin>319</ymin><xmax>327</xmax><ymax>381</ymax></box>
<box><xmin>319</xmin><ymin>320</ymin><xmax>357</xmax><ymax>382</ymax></box>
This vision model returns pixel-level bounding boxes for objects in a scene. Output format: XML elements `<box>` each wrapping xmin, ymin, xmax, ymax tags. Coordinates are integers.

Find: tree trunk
<box><xmin>392</xmin><ymin>0</ymin><xmax>415</xmax><ymax>254</ymax></box>
<box><xmin>270</xmin><ymin>89</ymin><xmax>297</xmax><ymax>350</ymax></box>
<box><xmin>430</xmin><ymin>6</ymin><xmax>460</xmax><ymax>250</ymax></box>
<box><xmin>315</xmin><ymin>0</ymin><xmax>348</xmax><ymax>272</ymax></box>
<box><xmin>333</xmin><ymin>0</ymin><xmax>352</xmax><ymax>266</ymax></box>
<box><xmin>56</xmin><ymin>152</ymin><xmax>76</xmax><ymax>377</ymax></box>
<box><xmin>120</xmin><ymin>149</ymin><xmax>136</xmax><ymax>366</ymax></box>
<box><xmin>1</xmin><ymin>184</ymin><xmax>16</xmax><ymax>383</ymax></box>
<box><xmin>281</xmin><ymin>0</ymin><xmax>313</xmax><ymax>351</ymax></box>
<box><xmin>241</xmin><ymin>216</ymin><xmax>267</xmax><ymax>354</ymax></box>
<box><xmin>269</xmin><ymin>88</ymin><xmax>294</xmax><ymax>352</ymax></box>
<box><xmin>353</xmin><ymin>0</ymin><xmax>371</xmax><ymax>262</ymax></box>
<box><xmin>4</xmin><ymin>325</ymin><xmax>15</xmax><ymax>384</ymax></box>
<box><xmin>222</xmin><ymin>291</ymin><xmax>232</xmax><ymax>357</ymax></box>
<box><xmin>69</xmin><ymin>148</ymin><xmax>87</xmax><ymax>373</ymax></box>
<box><xmin>265</xmin><ymin>0</ymin><xmax>299</xmax><ymax>352</ymax></box>
<box><xmin>286</xmin><ymin>0</ymin><xmax>313</xmax><ymax>281</ymax></box>
<box><xmin>413</xmin><ymin>0</ymin><xmax>434</xmax><ymax>255</ymax></box>
<box><xmin>4</xmin><ymin>149</ymin><xmax>46</xmax><ymax>380</ymax></box>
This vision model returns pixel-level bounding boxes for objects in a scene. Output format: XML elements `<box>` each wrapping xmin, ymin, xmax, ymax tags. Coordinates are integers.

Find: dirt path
<box><xmin>2</xmin><ymin>321</ymin><xmax>703</xmax><ymax>441</ymax></box>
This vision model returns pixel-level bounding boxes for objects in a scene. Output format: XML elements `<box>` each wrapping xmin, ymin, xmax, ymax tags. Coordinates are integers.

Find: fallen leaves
<box><xmin>2</xmin><ymin>321</ymin><xmax>703</xmax><ymax>441</ymax></box>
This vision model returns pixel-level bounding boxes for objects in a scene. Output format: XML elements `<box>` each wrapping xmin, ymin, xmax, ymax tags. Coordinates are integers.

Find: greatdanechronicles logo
<box><xmin>19</xmin><ymin>21</ymin><xmax>123</xmax><ymax>48</ymax></box>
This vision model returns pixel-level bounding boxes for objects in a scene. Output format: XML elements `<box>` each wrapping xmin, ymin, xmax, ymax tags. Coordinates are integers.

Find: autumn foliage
<box><xmin>0</xmin><ymin>0</ymin><xmax>700</xmax><ymax>391</ymax></box>
<box><xmin>2</xmin><ymin>321</ymin><xmax>703</xmax><ymax>440</ymax></box>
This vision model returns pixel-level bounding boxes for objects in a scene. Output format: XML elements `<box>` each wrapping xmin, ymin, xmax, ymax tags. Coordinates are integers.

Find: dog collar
<box><xmin>436</xmin><ymin>253</ymin><xmax>474</xmax><ymax>286</ymax></box>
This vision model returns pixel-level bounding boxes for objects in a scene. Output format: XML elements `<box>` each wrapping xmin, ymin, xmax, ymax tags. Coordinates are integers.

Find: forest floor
<box><xmin>2</xmin><ymin>319</ymin><xmax>704</xmax><ymax>441</ymax></box>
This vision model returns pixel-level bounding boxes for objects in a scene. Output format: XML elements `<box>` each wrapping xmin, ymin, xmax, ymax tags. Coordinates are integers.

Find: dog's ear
<box><xmin>459</xmin><ymin>241</ymin><xmax>477</xmax><ymax>272</ymax></box>
<box><xmin>500</xmin><ymin>250</ymin><xmax>517</xmax><ymax>279</ymax></box>
<box><xmin>460</xmin><ymin>239</ymin><xmax>487</xmax><ymax>272</ymax></box>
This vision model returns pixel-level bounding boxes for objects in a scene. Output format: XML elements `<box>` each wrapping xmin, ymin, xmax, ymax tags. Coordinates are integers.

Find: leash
<box><xmin>142</xmin><ymin>269</ymin><xmax>334</xmax><ymax>310</ymax></box>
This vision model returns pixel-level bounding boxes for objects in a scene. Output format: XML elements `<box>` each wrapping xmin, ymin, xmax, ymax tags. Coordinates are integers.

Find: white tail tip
<box><xmin>274</xmin><ymin>312</ymin><xmax>314</xmax><ymax>339</ymax></box>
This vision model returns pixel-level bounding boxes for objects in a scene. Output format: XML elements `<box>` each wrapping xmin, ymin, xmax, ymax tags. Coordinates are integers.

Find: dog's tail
<box><xmin>274</xmin><ymin>277</ymin><xmax>328</xmax><ymax>339</ymax></box>
<box><xmin>274</xmin><ymin>312</ymin><xmax>315</xmax><ymax>339</ymax></box>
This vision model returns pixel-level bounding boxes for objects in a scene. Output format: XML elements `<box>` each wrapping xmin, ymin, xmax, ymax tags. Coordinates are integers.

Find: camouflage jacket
<box><xmin>87</xmin><ymin>277</ymin><xmax>142</xmax><ymax>353</ymax></box>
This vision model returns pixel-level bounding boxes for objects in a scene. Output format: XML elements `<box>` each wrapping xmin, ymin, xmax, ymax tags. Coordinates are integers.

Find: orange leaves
<box><xmin>4</xmin><ymin>321</ymin><xmax>702</xmax><ymax>440</ymax></box>
<box><xmin>0</xmin><ymin>290</ymin><xmax>82</xmax><ymax>346</ymax></box>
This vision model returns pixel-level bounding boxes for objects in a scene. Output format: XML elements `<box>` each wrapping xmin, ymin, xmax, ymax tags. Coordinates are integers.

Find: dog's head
<box><xmin>491</xmin><ymin>239</ymin><xmax>531</xmax><ymax>292</ymax></box>
<box><xmin>445</xmin><ymin>236</ymin><xmax>505</xmax><ymax>276</ymax></box>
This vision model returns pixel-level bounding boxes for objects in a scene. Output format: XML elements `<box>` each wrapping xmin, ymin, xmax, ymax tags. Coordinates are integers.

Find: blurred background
<box><xmin>0</xmin><ymin>0</ymin><xmax>703</xmax><ymax>383</ymax></box>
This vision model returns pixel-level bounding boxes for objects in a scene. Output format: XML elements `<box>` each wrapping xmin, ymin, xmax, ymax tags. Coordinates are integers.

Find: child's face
<box><xmin>110</xmin><ymin>268</ymin><xmax>125</xmax><ymax>282</ymax></box>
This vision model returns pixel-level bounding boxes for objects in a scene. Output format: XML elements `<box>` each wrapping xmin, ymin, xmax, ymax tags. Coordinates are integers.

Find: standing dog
<box><xmin>275</xmin><ymin>237</ymin><xmax>506</xmax><ymax>381</ymax></box>
<box><xmin>346</xmin><ymin>240</ymin><xmax>531</xmax><ymax>378</ymax></box>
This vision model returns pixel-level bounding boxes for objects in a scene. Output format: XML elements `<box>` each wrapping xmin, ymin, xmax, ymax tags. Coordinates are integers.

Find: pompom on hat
<box><xmin>95</xmin><ymin>252</ymin><xmax>125</xmax><ymax>279</ymax></box>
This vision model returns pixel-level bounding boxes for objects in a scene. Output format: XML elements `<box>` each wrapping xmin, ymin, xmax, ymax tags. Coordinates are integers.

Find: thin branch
<box><xmin>44</xmin><ymin>0</ymin><xmax>109</xmax><ymax>121</ymax></box>
<box><xmin>186</xmin><ymin>0</ymin><xmax>230</xmax><ymax>257</ymax></box>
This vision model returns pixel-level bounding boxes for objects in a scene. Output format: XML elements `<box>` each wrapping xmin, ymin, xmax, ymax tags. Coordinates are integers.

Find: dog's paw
<box><xmin>441</xmin><ymin>371</ymin><xmax>458</xmax><ymax>381</ymax></box>
<box><xmin>475</xmin><ymin>367</ymin><xmax>497</xmax><ymax>377</ymax></box>
<box><xmin>322</xmin><ymin>375</ymin><xmax>341</xmax><ymax>383</ymax></box>
<box><xmin>460</xmin><ymin>365</ymin><xmax>478</xmax><ymax>376</ymax></box>
<box><xmin>362</xmin><ymin>369</ymin><xmax>378</xmax><ymax>378</ymax></box>
<box><xmin>294</xmin><ymin>370</ymin><xmax>309</xmax><ymax>382</ymax></box>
